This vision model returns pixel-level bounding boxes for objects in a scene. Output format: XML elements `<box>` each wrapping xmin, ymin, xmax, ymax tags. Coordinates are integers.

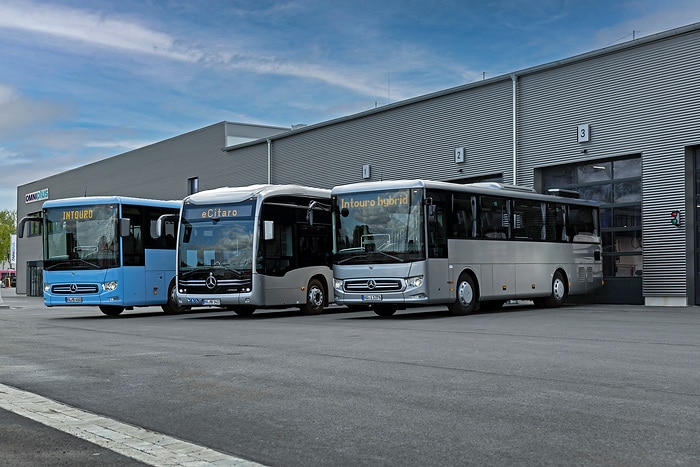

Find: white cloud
<box><xmin>592</xmin><ymin>1</ymin><xmax>700</xmax><ymax>49</ymax></box>
<box><xmin>0</xmin><ymin>1</ymin><xmax>195</xmax><ymax>62</ymax></box>
<box><xmin>84</xmin><ymin>139</ymin><xmax>159</xmax><ymax>151</ymax></box>
<box><xmin>0</xmin><ymin>84</ymin><xmax>72</xmax><ymax>135</ymax></box>
<box><xmin>0</xmin><ymin>1</ymin><xmax>419</xmax><ymax>101</ymax></box>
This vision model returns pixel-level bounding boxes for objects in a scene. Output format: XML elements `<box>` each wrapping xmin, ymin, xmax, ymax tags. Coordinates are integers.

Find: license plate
<box><xmin>202</xmin><ymin>299</ymin><xmax>221</xmax><ymax>306</ymax></box>
<box><xmin>362</xmin><ymin>294</ymin><xmax>383</xmax><ymax>302</ymax></box>
<box><xmin>65</xmin><ymin>297</ymin><xmax>83</xmax><ymax>303</ymax></box>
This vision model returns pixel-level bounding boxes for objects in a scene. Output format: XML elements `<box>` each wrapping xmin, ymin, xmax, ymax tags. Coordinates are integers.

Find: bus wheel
<box><xmin>232</xmin><ymin>306</ymin><xmax>256</xmax><ymax>317</ymax></box>
<box><xmin>162</xmin><ymin>280</ymin><xmax>189</xmax><ymax>314</ymax></box>
<box><xmin>300</xmin><ymin>278</ymin><xmax>326</xmax><ymax>314</ymax></box>
<box><xmin>99</xmin><ymin>305</ymin><xmax>124</xmax><ymax>317</ymax></box>
<box><xmin>448</xmin><ymin>273</ymin><xmax>476</xmax><ymax>316</ymax></box>
<box><xmin>373</xmin><ymin>305</ymin><xmax>397</xmax><ymax>317</ymax></box>
<box><xmin>543</xmin><ymin>271</ymin><xmax>567</xmax><ymax>307</ymax></box>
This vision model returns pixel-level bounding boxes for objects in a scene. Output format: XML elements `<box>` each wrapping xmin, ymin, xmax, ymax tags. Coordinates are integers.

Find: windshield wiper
<box><xmin>217</xmin><ymin>266</ymin><xmax>245</xmax><ymax>277</ymax></box>
<box><xmin>180</xmin><ymin>270</ymin><xmax>199</xmax><ymax>279</ymax></box>
<box><xmin>372</xmin><ymin>251</ymin><xmax>404</xmax><ymax>263</ymax></box>
<box><xmin>336</xmin><ymin>250</ymin><xmax>405</xmax><ymax>265</ymax></box>
<box><xmin>337</xmin><ymin>254</ymin><xmax>367</xmax><ymax>265</ymax></box>
<box><xmin>45</xmin><ymin>259</ymin><xmax>101</xmax><ymax>270</ymax></box>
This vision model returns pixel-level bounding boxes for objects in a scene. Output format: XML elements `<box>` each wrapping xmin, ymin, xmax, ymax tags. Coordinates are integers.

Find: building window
<box><xmin>188</xmin><ymin>177</ymin><xmax>199</xmax><ymax>195</ymax></box>
<box><xmin>541</xmin><ymin>156</ymin><xmax>642</xmax><ymax>278</ymax></box>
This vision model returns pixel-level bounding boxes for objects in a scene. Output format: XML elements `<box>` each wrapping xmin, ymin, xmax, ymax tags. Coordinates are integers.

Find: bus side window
<box><xmin>554</xmin><ymin>204</ymin><xmax>567</xmax><ymax>242</ymax></box>
<box><xmin>480</xmin><ymin>196</ymin><xmax>508</xmax><ymax>239</ymax></box>
<box><xmin>451</xmin><ymin>194</ymin><xmax>474</xmax><ymax>238</ymax></box>
<box><xmin>567</xmin><ymin>205</ymin><xmax>598</xmax><ymax>242</ymax></box>
<box><xmin>543</xmin><ymin>203</ymin><xmax>559</xmax><ymax>241</ymax></box>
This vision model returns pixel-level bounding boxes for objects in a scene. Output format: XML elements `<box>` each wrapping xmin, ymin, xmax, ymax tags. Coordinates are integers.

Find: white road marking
<box><xmin>0</xmin><ymin>383</ymin><xmax>264</xmax><ymax>466</ymax></box>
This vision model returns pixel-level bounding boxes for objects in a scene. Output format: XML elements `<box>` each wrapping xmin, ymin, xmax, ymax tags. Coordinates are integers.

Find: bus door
<box><xmin>426</xmin><ymin>191</ymin><xmax>451</xmax><ymax>302</ymax></box>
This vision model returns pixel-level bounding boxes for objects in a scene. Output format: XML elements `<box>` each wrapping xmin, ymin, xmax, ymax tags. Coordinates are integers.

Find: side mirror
<box><xmin>154</xmin><ymin>214</ymin><xmax>178</xmax><ymax>239</ymax></box>
<box><xmin>17</xmin><ymin>216</ymin><xmax>41</xmax><ymax>239</ymax></box>
<box><xmin>264</xmin><ymin>220</ymin><xmax>274</xmax><ymax>241</ymax></box>
<box><xmin>119</xmin><ymin>218</ymin><xmax>131</xmax><ymax>237</ymax></box>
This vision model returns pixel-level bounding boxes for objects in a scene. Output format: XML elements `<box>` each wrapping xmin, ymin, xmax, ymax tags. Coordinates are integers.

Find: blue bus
<box><xmin>19</xmin><ymin>196</ymin><xmax>183</xmax><ymax>316</ymax></box>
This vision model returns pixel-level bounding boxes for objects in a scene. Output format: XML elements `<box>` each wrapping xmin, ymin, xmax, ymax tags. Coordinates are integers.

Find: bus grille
<box><xmin>179</xmin><ymin>279</ymin><xmax>251</xmax><ymax>288</ymax></box>
<box><xmin>344</xmin><ymin>279</ymin><xmax>403</xmax><ymax>293</ymax></box>
<box><xmin>51</xmin><ymin>284</ymin><xmax>100</xmax><ymax>294</ymax></box>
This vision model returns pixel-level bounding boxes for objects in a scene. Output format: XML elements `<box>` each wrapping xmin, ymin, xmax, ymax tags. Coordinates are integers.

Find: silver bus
<box><xmin>170</xmin><ymin>184</ymin><xmax>333</xmax><ymax>316</ymax></box>
<box><xmin>331</xmin><ymin>180</ymin><xmax>602</xmax><ymax>316</ymax></box>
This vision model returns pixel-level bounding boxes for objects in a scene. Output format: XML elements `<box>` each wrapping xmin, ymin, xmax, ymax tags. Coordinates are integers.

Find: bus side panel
<box><xmin>121</xmin><ymin>267</ymin><xmax>146</xmax><ymax>306</ymax></box>
<box><xmin>141</xmin><ymin>249</ymin><xmax>176</xmax><ymax>306</ymax></box>
<box><xmin>145</xmin><ymin>272</ymin><xmax>167</xmax><ymax>305</ymax></box>
<box><xmin>256</xmin><ymin>266</ymin><xmax>332</xmax><ymax>307</ymax></box>
<box><xmin>492</xmin><ymin>264</ymin><xmax>515</xmax><ymax>297</ymax></box>
<box><xmin>425</xmin><ymin>259</ymin><xmax>451</xmax><ymax>302</ymax></box>
<box><xmin>513</xmin><ymin>263</ymin><xmax>539</xmax><ymax>297</ymax></box>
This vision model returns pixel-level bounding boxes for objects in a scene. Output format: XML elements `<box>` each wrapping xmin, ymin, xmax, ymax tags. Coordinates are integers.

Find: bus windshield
<box><xmin>43</xmin><ymin>204</ymin><xmax>120</xmax><ymax>270</ymax></box>
<box><xmin>179</xmin><ymin>202</ymin><xmax>256</xmax><ymax>277</ymax></box>
<box><xmin>333</xmin><ymin>188</ymin><xmax>425</xmax><ymax>264</ymax></box>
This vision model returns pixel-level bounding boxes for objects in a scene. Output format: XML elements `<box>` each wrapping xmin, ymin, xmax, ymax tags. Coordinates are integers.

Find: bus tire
<box><xmin>543</xmin><ymin>271</ymin><xmax>567</xmax><ymax>307</ymax></box>
<box><xmin>448</xmin><ymin>273</ymin><xmax>477</xmax><ymax>316</ymax></box>
<box><xmin>300</xmin><ymin>278</ymin><xmax>326</xmax><ymax>314</ymax></box>
<box><xmin>373</xmin><ymin>305</ymin><xmax>397</xmax><ymax>317</ymax></box>
<box><xmin>232</xmin><ymin>306</ymin><xmax>256</xmax><ymax>317</ymax></box>
<box><xmin>162</xmin><ymin>280</ymin><xmax>189</xmax><ymax>314</ymax></box>
<box><xmin>99</xmin><ymin>305</ymin><xmax>124</xmax><ymax>317</ymax></box>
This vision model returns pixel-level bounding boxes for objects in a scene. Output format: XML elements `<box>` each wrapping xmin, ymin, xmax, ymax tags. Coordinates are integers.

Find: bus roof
<box><xmin>331</xmin><ymin>179</ymin><xmax>599</xmax><ymax>206</ymax></box>
<box><xmin>41</xmin><ymin>196</ymin><xmax>181</xmax><ymax>209</ymax></box>
<box><xmin>184</xmin><ymin>184</ymin><xmax>331</xmax><ymax>205</ymax></box>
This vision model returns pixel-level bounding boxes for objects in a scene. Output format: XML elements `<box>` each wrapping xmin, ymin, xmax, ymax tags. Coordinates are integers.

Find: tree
<box><xmin>0</xmin><ymin>210</ymin><xmax>17</xmax><ymax>267</ymax></box>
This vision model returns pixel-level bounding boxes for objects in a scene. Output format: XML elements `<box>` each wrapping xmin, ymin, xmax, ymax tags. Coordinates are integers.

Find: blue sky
<box><xmin>1</xmin><ymin>0</ymin><xmax>699</xmax><ymax>212</ymax></box>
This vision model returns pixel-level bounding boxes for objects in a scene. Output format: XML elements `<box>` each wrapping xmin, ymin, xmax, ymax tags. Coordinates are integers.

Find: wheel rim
<box><xmin>308</xmin><ymin>285</ymin><xmax>324</xmax><ymax>309</ymax></box>
<box><xmin>170</xmin><ymin>285</ymin><xmax>178</xmax><ymax>305</ymax></box>
<box><xmin>458</xmin><ymin>280</ymin><xmax>474</xmax><ymax>306</ymax></box>
<box><xmin>553</xmin><ymin>277</ymin><xmax>565</xmax><ymax>301</ymax></box>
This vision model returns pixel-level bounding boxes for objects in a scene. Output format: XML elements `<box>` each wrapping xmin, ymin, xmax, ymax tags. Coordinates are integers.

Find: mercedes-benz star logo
<box><xmin>205</xmin><ymin>274</ymin><xmax>217</xmax><ymax>289</ymax></box>
<box><xmin>367</xmin><ymin>279</ymin><xmax>376</xmax><ymax>290</ymax></box>
<box><xmin>70</xmin><ymin>283</ymin><xmax>77</xmax><ymax>293</ymax></box>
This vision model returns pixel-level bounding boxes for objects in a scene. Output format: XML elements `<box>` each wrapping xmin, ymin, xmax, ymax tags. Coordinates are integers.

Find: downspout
<box><xmin>511</xmin><ymin>73</ymin><xmax>518</xmax><ymax>185</ymax></box>
<box><xmin>266</xmin><ymin>138</ymin><xmax>271</xmax><ymax>184</ymax></box>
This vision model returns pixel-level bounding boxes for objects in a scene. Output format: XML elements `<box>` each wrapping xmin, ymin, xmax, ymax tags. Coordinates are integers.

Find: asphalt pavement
<box><xmin>1</xmin><ymin>287</ymin><xmax>699</xmax><ymax>466</ymax></box>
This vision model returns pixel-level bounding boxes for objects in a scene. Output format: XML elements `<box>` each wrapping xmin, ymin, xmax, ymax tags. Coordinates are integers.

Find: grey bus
<box><xmin>331</xmin><ymin>180</ymin><xmax>602</xmax><ymax>316</ymax></box>
<box><xmin>171</xmin><ymin>184</ymin><xmax>333</xmax><ymax>316</ymax></box>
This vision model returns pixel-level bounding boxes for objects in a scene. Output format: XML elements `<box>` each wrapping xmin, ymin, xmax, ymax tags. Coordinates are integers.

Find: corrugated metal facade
<box><xmin>515</xmin><ymin>28</ymin><xmax>700</xmax><ymax>300</ymax></box>
<box><xmin>265</xmin><ymin>80</ymin><xmax>513</xmax><ymax>189</ymax></box>
<box><xmin>15</xmin><ymin>23</ymin><xmax>700</xmax><ymax>305</ymax></box>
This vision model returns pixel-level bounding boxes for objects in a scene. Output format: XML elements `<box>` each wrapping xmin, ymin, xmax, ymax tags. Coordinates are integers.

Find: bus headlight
<box><xmin>406</xmin><ymin>275</ymin><xmax>424</xmax><ymax>289</ymax></box>
<box><xmin>333</xmin><ymin>279</ymin><xmax>343</xmax><ymax>291</ymax></box>
<box><xmin>44</xmin><ymin>283</ymin><xmax>51</xmax><ymax>293</ymax></box>
<box><xmin>102</xmin><ymin>281</ymin><xmax>118</xmax><ymax>292</ymax></box>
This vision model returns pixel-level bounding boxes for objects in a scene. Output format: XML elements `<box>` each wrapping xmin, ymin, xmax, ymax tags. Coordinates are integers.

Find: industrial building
<box><xmin>17</xmin><ymin>22</ymin><xmax>700</xmax><ymax>306</ymax></box>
